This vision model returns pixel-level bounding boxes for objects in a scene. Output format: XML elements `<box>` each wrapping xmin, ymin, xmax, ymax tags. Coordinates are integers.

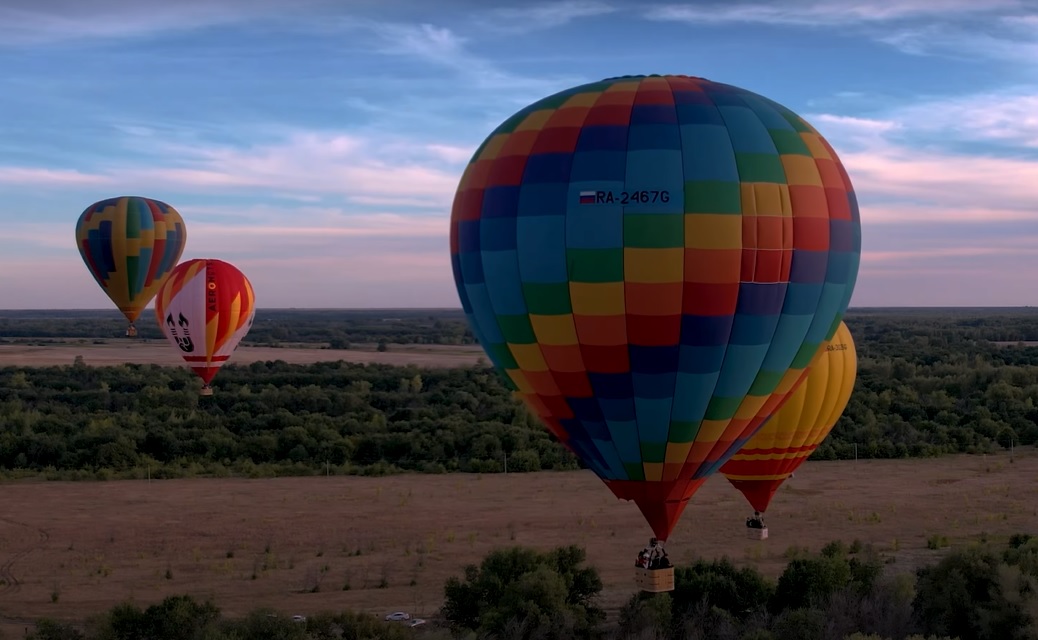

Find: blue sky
<box><xmin>2</xmin><ymin>0</ymin><xmax>1037</xmax><ymax>309</ymax></box>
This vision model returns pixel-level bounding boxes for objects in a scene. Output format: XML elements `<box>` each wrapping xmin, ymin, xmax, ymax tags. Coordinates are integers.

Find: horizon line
<box><xmin>1</xmin><ymin>306</ymin><xmax>1037</xmax><ymax>313</ymax></box>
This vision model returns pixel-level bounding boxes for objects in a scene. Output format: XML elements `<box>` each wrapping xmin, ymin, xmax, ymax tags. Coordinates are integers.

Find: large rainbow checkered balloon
<box><xmin>449</xmin><ymin>74</ymin><xmax>861</xmax><ymax>541</ymax></box>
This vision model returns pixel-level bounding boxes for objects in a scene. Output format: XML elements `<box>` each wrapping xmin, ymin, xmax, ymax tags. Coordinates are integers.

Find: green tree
<box><xmin>441</xmin><ymin>545</ymin><xmax>604</xmax><ymax>639</ymax></box>
<box><xmin>913</xmin><ymin>547</ymin><xmax>1038</xmax><ymax>640</ymax></box>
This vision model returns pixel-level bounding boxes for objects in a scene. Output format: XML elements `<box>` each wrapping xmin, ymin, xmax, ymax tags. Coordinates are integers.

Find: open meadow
<box><xmin>0</xmin><ymin>340</ymin><xmax>486</xmax><ymax>369</ymax></box>
<box><xmin>1</xmin><ymin>450</ymin><xmax>1036</xmax><ymax>635</ymax></box>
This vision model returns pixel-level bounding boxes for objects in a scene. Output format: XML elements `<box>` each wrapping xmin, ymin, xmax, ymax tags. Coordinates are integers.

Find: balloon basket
<box><xmin>199</xmin><ymin>386</ymin><xmax>214</xmax><ymax>397</ymax></box>
<box><xmin>125</xmin><ymin>325</ymin><xmax>138</xmax><ymax>338</ymax></box>
<box><xmin>746</xmin><ymin>526</ymin><xmax>769</xmax><ymax>541</ymax></box>
<box><xmin>634</xmin><ymin>567</ymin><xmax>674</xmax><ymax>593</ymax></box>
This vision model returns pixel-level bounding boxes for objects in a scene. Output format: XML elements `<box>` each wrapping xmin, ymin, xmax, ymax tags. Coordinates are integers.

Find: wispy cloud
<box><xmin>643</xmin><ymin>0</ymin><xmax>1021</xmax><ymax>27</ymax></box>
<box><xmin>0</xmin><ymin>167</ymin><xmax>113</xmax><ymax>186</ymax></box>
<box><xmin>881</xmin><ymin>91</ymin><xmax>1038</xmax><ymax>147</ymax></box>
<box><xmin>861</xmin><ymin>245</ymin><xmax>1032</xmax><ymax>264</ymax></box>
<box><xmin>643</xmin><ymin>0</ymin><xmax>1038</xmax><ymax>65</ymax></box>
<box><xmin>477</xmin><ymin>1</ymin><xmax>617</xmax><ymax>33</ymax></box>
<box><xmin>0</xmin><ymin>0</ymin><xmax>333</xmax><ymax>45</ymax></box>
<box><xmin>842</xmin><ymin>147</ymin><xmax>1038</xmax><ymax>215</ymax></box>
<box><xmin>876</xmin><ymin>23</ymin><xmax>1038</xmax><ymax>61</ymax></box>
<box><xmin>137</xmin><ymin>133</ymin><xmax>466</xmax><ymax>207</ymax></box>
<box><xmin>807</xmin><ymin>96</ymin><xmax>1038</xmax><ymax>226</ymax></box>
<box><xmin>0</xmin><ymin>130</ymin><xmax>472</xmax><ymax>210</ymax></box>
<box><xmin>366</xmin><ymin>20</ymin><xmax>581</xmax><ymax>93</ymax></box>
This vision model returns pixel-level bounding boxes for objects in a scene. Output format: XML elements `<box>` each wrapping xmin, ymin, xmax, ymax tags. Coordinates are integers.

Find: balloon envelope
<box><xmin>154</xmin><ymin>259</ymin><xmax>255</xmax><ymax>387</ymax></box>
<box><xmin>75</xmin><ymin>196</ymin><xmax>187</xmax><ymax>324</ymax></box>
<box><xmin>721</xmin><ymin>321</ymin><xmax>857</xmax><ymax>513</ymax></box>
<box><xmin>449</xmin><ymin>74</ymin><xmax>862</xmax><ymax>541</ymax></box>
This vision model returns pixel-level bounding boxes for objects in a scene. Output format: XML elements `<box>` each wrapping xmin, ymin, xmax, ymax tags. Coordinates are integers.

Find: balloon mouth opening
<box><xmin>605</xmin><ymin>477</ymin><xmax>708</xmax><ymax>542</ymax></box>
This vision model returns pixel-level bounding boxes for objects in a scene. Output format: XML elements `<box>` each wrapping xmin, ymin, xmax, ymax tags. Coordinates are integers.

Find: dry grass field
<box><xmin>1</xmin><ymin>450</ymin><xmax>1036</xmax><ymax>635</ymax></box>
<box><xmin>0</xmin><ymin>340</ymin><xmax>486</xmax><ymax>369</ymax></box>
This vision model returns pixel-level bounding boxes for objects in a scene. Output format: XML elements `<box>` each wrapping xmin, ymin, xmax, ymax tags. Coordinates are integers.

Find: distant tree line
<box><xmin>21</xmin><ymin>534</ymin><xmax>1038</xmax><ymax>639</ymax></box>
<box><xmin>0</xmin><ymin>360</ymin><xmax>579</xmax><ymax>479</ymax></box>
<box><xmin>0</xmin><ymin>308</ymin><xmax>476</xmax><ymax>346</ymax></box>
<box><xmin>3</xmin><ymin>309</ymin><xmax>1038</xmax><ymax>478</ymax></box>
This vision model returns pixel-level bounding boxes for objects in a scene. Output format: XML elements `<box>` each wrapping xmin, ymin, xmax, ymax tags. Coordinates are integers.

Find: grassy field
<box><xmin>1</xmin><ymin>450</ymin><xmax>1035</xmax><ymax>635</ymax></box>
<box><xmin>0</xmin><ymin>340</ymin><xmax>486</xmax><ymax>369</ymax></box>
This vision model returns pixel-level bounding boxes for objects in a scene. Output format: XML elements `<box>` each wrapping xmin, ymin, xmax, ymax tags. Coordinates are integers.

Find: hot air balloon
<box><xmin>154</xmin><ymin>259</ymin><xmax>255</xmax><ymax>396</ymax></box>
<box><xmin>449</xmin><ymin>74</ymin><xmax>861</xmax><ymax>591</ymax></box>
<box><xmin>721</xmin><ymin>321</ymin><xmax>857</xmax><ymax>538</ymax></box>
<box><xmin>75</xmin><ymin>196</ymin><xmax>187</xmax><ymax>337</ymax></box>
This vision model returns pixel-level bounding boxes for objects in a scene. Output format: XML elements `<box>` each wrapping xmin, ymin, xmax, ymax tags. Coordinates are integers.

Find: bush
<box><xmin>441</xmin><ymin>545</ymin><xmax>604</xmax><ymax>639</ymax></box>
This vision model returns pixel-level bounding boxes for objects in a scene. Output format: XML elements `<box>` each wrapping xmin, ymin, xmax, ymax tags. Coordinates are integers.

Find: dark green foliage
<box><xmin>913</xmin><ymin>546</ymin><xmax>1038</xmax><ymax>640</ymax></box>
<box><xmin>26</xmin><ymin>619</ymin><xmax>86</xmax><ymax>640</ymax></box>
<box><xmin>70</xmin><ymin>596</ymin><xmax>418</xmax><ymax>640</ymax></box>
<box><xmin>440</xmin><ymin>545</ymin><xmax>605</xmax><ymax>639</ymax></box>
<box><xmin>0</xmin><ymin>308</ymin><xmax>476</xmax><ymax>345</ymax></box>
<box><xmin>0</xmin><ymin>360</ymin><xmax>579</xmax><ymax>478</ymax></box>
<box><xmin>4</xmin><ymin>308</ymin><xmax>1038</xmax><ymax>479</ymax></box>
<box><xmin>616</xmin><ymin>539</ymin><xmax>1036</xmax><ymax>639</ymax></box>
<box><xmin>771</xmin><ymin>542</ymin><xmax>883</xmax><ymax>612</ymax></box>
<box><xmin>87</xmin><ymin>595</ymin><xmax>219</xmax><ymax>640</ymax></box>
<box><xmin>671</xmin><ymin>557</ymin><xmax>776</xmax><ymax>621</ymax></box>
<box><xmin>15</xmin><ymin>539</ymin><xmax>1038</xmax><ymax>639</ymax></box>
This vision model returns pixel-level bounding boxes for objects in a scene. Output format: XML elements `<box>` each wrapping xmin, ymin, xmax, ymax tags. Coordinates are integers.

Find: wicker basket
<box><xmin>746</xmin><ymin>526</ymin><xmax>769</xmax><ymax>541</ymax></box>
<box><xmin>634</xmin><ymin>566</ymin><xmax>675</xmax><ymax>592</ymax></box>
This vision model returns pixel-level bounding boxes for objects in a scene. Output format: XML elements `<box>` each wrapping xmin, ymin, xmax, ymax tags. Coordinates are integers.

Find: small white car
<box><xmin>385</xmin><ymin>611</ymin><xmax>411</xmax><ymax>621</ymax></box>
<box><xmin>292</xmin><ymin>615</ymin><xmax>306</xmax><ymax>623</ymax></box>
<box><xmin>409</xmin><ymin>619</ymin><xmax>426</xmax><ymax>627</ymax></box>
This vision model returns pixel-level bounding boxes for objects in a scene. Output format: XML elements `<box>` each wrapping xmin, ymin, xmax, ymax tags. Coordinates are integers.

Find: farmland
<box><xmin>0</xmin><ymin>339</ymin><xmax>485</xmax><ymax>369</ymax></box>
<box><xmin>3</xmin><ymin>307</ymin><xmax>1038</xmax><ymax>635</ymax></box>
<box><xmin>1</xmin><ymin>450</ymin><xmax>1035</xmax><ymax>636</ymax></box>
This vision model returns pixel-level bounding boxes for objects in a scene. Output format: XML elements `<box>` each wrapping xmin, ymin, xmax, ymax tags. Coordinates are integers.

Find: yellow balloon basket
<box><xmin>634</xmin><ymin>567</ymin><xmax>675</xmax><ymax>593</ymax></box>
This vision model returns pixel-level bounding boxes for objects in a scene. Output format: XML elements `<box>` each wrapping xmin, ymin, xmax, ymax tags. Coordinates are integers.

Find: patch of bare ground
<box><xmin>0</xmin><ymin>449</ymin><xmax>1035</xmax><ymax>635</ymax></box>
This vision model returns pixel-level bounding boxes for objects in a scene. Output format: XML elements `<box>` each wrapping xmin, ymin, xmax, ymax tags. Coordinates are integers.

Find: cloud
<box><xmin>0</xmin><ymin>130</ymin><xmax>472</xmax><ymax>211</ymax></box>
<box><xmin>875</xmin><ymin>23</ymin><xmax>1038</xmax><ymax>62</ymax></box>
<box><xmin>881</xmin><ymin>91</ymin><xmax>1038</xmax><ymax>148</ymax></box>
<box><xmin>365</xmin><ymin>20</ymin><xmax>581</xmax><ymax>93</ymax></box>
<box><xmin>643</xmin><ymin>0</ymin><xmax>1021</xmax><ymax>27</ymax></box>
<box><xmin>643</xmin><ymin>0</ymin><xmax>1038</xmax><ymax>65</ymax></box>
<box><xmin>0</xmin><ymin>167</ymin><xmax>112</xmax><ymax>186</ymax></box>
<box><xmin>810</xmin><ymin>114</ymin><xmax>902</xmax><ymax>143</ymax></box>
<box><xmin>477</xmin><ymin>1</ymin><xmax>617</xmax><ymax>33</ymax></box>
<box><xmin>137</xmin><ymin>133</ymin><xmax>464</xmax><ymax>207</ymax></box>
<box><xmin>0</xmin><ymin>0</ymin><xmax>334</xmax><ymax>45</ymax></box>
<box><xmin>861</xmin><ymin>245</ymin><xmax>1032</xmax><ymax>265</ymax></box>
<box><xmin>843</xmin><ymin>147</ymin><xmax>1038</xmax><ymax>214</ymax></box>
<box><xmin>806</xmin><ymin>98</ymin><xmax>1038</xmax><ymax>225</ymax></box>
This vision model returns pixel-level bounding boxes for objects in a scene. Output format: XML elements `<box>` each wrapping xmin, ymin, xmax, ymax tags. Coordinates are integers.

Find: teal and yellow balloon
<box><xmin>449</xmin><ymin>74</ymin><xmax>861</xmax><ymax>541</ymax></box>
<box><xmin>75</xmin><ymin>196</ymin><xmax>187</xmax><ymax>336</ymax></box>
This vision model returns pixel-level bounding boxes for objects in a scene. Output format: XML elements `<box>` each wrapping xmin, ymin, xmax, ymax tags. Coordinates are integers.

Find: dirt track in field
<box><xmin>1</xmin><ymin>450</ymin><xmax>1035</xmax><ymax>635</ymax></box>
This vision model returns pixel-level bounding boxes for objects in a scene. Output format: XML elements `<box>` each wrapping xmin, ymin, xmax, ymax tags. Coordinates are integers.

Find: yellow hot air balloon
<box><xmin>719</xmin><ymin>321</ymin><xmax>857</xmax><ymax>531</ymax></box>
<box><xmin>75</xmin><ymin>196</ymin><xmax>187</xmax><ymax>337</ymax></box>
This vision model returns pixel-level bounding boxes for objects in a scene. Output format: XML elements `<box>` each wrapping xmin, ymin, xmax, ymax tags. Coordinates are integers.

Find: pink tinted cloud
<box><xmin>0</xmin><ymin>167</ymin><xmax>113</xmax><ymax>186</ymax></box>
<box><xmin>122</xmin><ymin>133</ymin><xmax>466</xmax><ymax>208</ymax></box>
<box><xmin>810</xmin><ymin>107</ymin><xmax>1038</xmax><ymax>223</ymax></box>
<box><xmin>860</xmin><ymin>245</ymin><xmax>1031</xmax><ymax>265</ymax></box>
<box><xmin>0</xmin><ymin>131</ymin><xmax>470</xmax><ymax>213</ymax></box>
<box><xmin>843</xmin><ymin>147</ymin><xmax>1038</xmax><ymax>210</ymax></box>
